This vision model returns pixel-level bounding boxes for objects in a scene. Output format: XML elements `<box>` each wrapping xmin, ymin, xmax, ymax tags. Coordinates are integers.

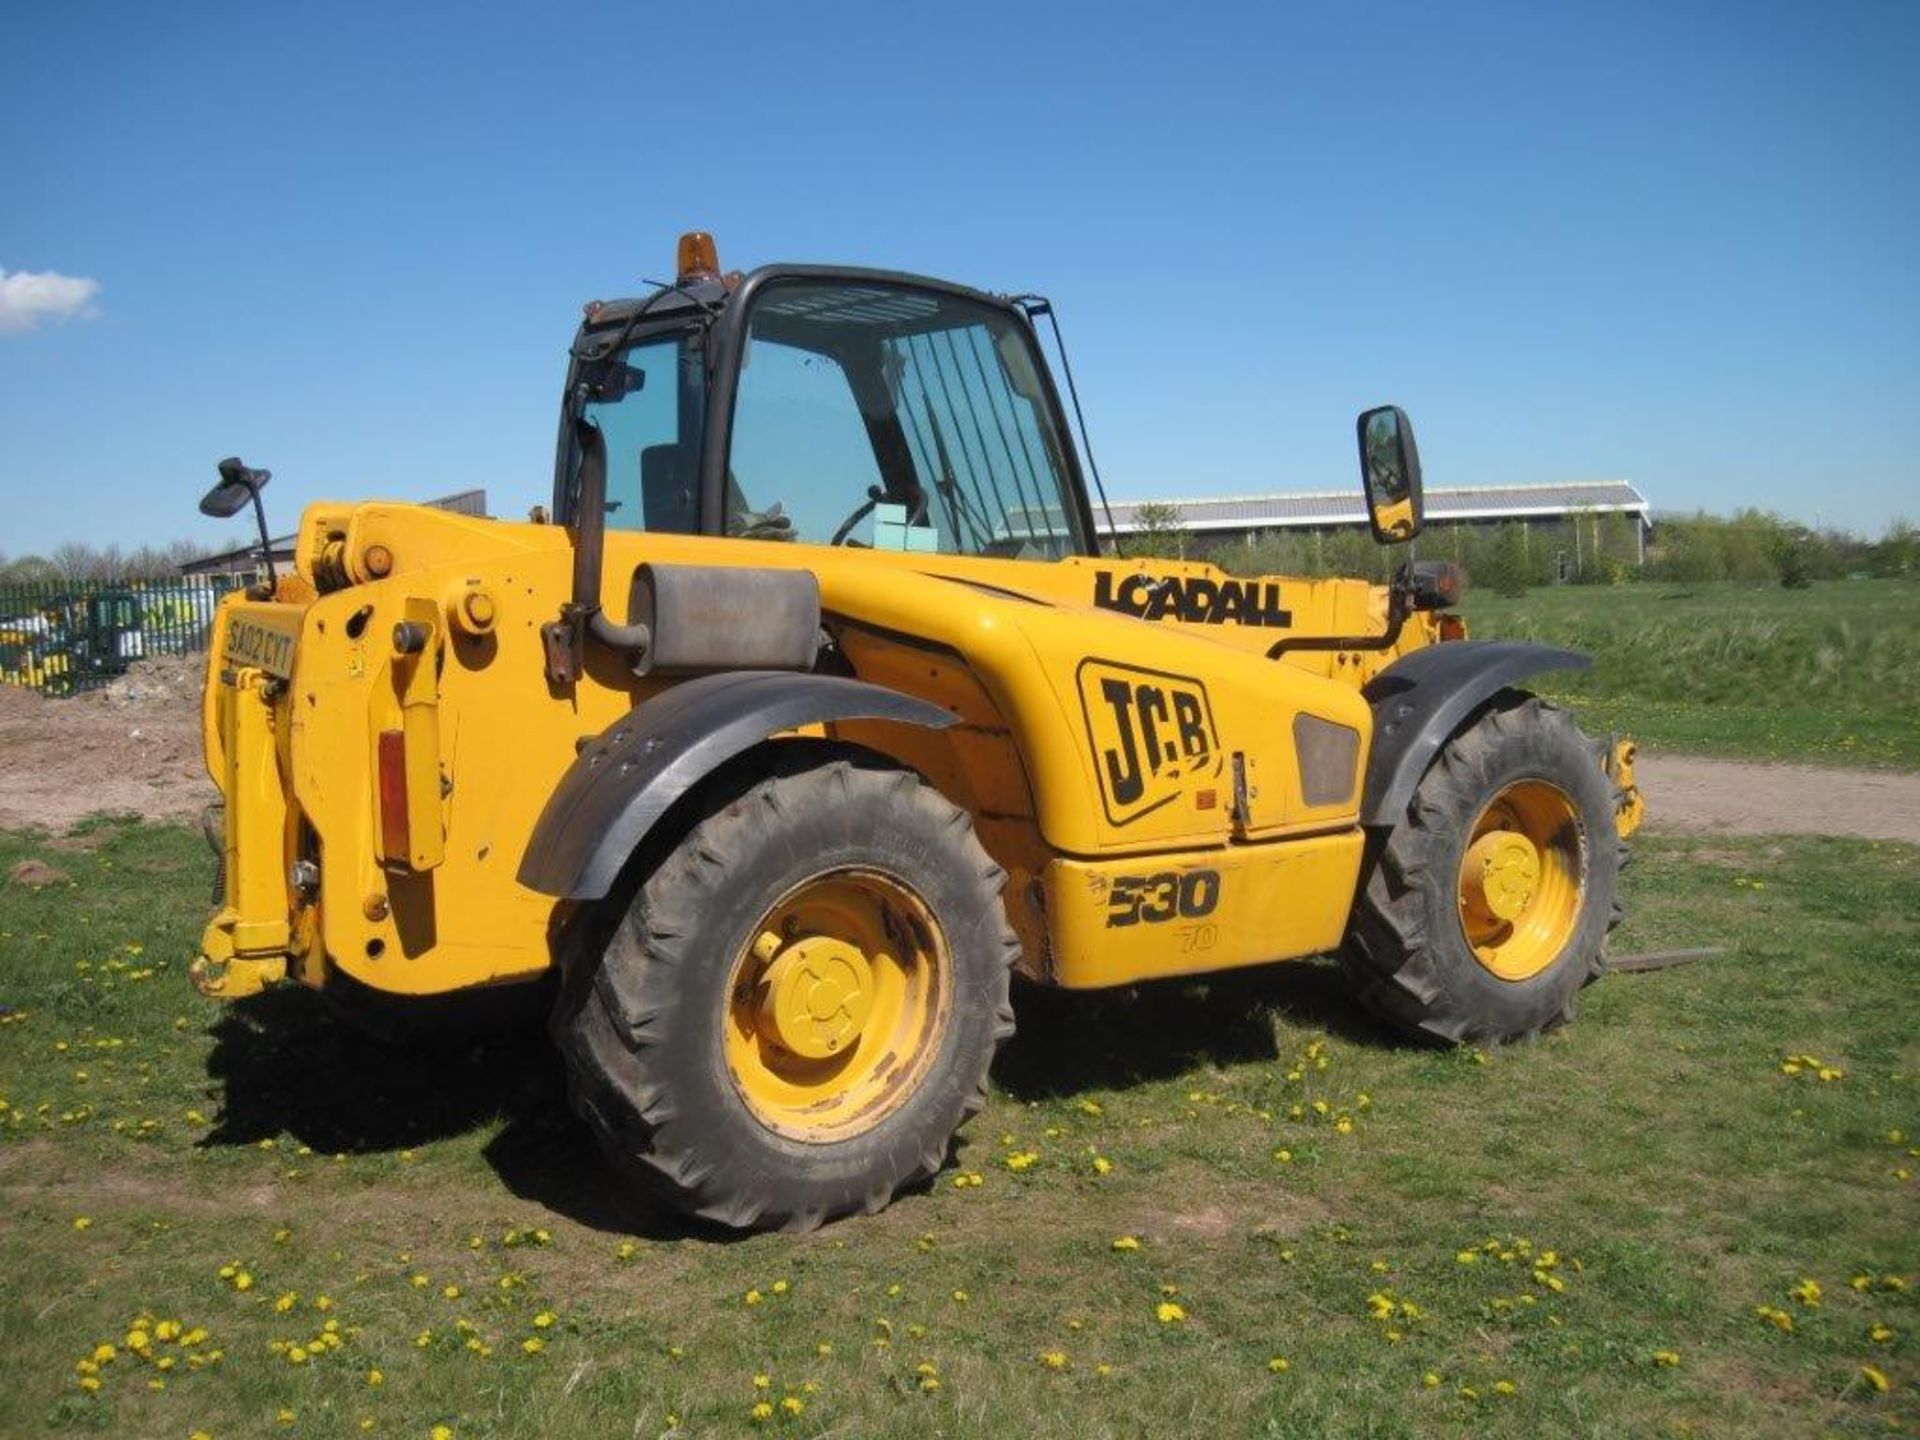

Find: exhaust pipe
<box><xmin>543</xmin><ymin>417</ymin><xmax>651</xmax><ymax>684</ymax></box>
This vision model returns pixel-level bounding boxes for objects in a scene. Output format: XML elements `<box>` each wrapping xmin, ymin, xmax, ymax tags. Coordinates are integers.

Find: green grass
<box><xmin>1461</xmin><ymin>577</ymin><xmax>1920</xmax><ymax>768</ymax></box>
<box><xmin>1</xmin><ymin>819</ymin><xmax>1915</xmax><ymax>1438</ymax></box>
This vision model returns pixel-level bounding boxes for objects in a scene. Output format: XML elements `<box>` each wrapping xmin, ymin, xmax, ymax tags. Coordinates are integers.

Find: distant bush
<box><xmin>1194</xmin><ymin>509</ymin><xmax>1914</xmax><ymax>592</ymax></box>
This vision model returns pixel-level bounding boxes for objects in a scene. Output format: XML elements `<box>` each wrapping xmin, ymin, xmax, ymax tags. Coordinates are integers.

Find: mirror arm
<box><xmin>248</xmin><ymin>483</ymin><xmax>278</xmax><ymax>595</ymax></box>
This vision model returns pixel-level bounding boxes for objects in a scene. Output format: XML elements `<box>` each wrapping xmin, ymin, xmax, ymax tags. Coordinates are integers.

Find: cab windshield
<box><xmin>572</xmin><ymin>281</ymin><xmax>1089</xmax><ymax>559</ymax></box>
<box><xmin>729</xmin><ymin>281</ymin><xmax>1086</xmax><ymax>557</ymax></box>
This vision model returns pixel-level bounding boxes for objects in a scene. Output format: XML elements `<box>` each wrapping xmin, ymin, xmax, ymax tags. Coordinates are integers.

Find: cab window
<box><xmin>725</xmin><ymin>282</ymin><xmax>1087</xmax><ymax>557</ymax></box>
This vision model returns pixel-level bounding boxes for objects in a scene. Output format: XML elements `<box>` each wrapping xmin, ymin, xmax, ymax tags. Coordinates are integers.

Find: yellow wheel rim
<box><xmin>723</xmin><ymin>868</ymin><xmax>950</xmax><ymax>1142</ymax></box>
<box><xmin>1457</xmin><ymin>779</ymin><xmax>1585</xmax><ymax>982</ymax></box>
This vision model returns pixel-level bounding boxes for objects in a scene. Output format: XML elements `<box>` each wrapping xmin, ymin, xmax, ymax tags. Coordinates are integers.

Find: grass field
<box><xmin>1</xmin><ymin>818</ymin><xmax>1913</xmax><ymax>1438</ymax></box>
<box><xmin>1462</xmin><ymin>577</ymin><xmax>1920</xmax><ymax>768</ymax></box>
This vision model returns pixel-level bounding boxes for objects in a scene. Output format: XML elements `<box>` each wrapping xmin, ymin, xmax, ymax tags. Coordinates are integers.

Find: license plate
<box><xmin>225</xmin><ymin>612</ymin><xmax>301</xmax><ymax>680</ymax></box>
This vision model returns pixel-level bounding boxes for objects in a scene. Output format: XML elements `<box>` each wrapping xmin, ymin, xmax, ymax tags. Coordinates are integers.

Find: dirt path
<box><xmin>2</xmin><ymin>663</ymin><xmax>1917</xmax><ymax>844</ymax></box>
<box><xmin>1636</xmin><ymin>754</ymin><xmax>1920</xmax><ymax>844</ymax></box>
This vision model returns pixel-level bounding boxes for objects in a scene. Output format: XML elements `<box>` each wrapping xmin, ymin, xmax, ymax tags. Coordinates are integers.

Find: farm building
<box><xmin>1104</xmin><ymin>481</ymin><xmax>1652</xmax><ymax>572</ymax></box>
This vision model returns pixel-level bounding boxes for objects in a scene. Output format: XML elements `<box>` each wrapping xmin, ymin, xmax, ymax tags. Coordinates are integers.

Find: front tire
<box><xmin>554</xmin><ymin>745</ymin><xmax>1019</xmax><ymax>1232</ymax></box>
<box><xmin>1344</xmin><ymin>694</ymin><xmax>1625</xmax><ymax>1045</ymax></box>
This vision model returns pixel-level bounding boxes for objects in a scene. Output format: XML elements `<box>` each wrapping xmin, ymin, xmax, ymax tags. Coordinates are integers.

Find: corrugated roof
<box><xmin>1104</xmin><ymin>481</ymin><xmax>1647</xmax><ymax>533</ymax></box>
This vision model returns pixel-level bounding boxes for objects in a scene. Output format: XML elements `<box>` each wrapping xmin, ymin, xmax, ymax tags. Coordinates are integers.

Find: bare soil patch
<box><xmin>0</xmin><ymin>655</ymin><xmax>212</xmax><ymax>832</ymax></box>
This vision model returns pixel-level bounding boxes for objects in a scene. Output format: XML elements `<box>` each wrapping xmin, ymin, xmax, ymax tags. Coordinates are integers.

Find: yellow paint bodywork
<box><xmin>195</xmin><ymin>499</ymin><xmax>1494</xmax><ymax>998</ymax></box>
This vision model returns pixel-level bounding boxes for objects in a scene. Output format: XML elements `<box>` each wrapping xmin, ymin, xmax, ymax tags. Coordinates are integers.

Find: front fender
<box><xmin>516</xmin><ymin>671</ymin><xmax>958</xmax><ymax>900</ymax></box>
<box><xmin>1360</xmin><ymin>641</ymin><xmax>1591</xmax><ymax>826</ymax></box>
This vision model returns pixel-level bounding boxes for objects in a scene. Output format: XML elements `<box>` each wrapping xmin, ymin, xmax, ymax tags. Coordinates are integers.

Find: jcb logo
<box><xmin>1076</xmin><ymin>660</ymin><xmax>1222</xmax><ymax>827</ymax></box>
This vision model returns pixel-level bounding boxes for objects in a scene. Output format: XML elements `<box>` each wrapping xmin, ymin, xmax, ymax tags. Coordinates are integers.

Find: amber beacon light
<box><xmin>676</xmin><ymin>231</ymin><xmax>721</xmax><ymax>285</ymax></box>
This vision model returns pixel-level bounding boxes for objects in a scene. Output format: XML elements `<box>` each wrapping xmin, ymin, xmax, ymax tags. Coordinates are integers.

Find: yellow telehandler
<box><xmin>193</xmin><ymin>233</ymin><xmax>1642</xmax><ymax>1230</ymax></box>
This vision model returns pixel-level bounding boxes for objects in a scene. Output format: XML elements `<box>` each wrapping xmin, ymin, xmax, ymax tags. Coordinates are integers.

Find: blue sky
<box><xmin>2</xmin><ymin>0</ymin><xmax>1915</xmax><ymax>557</ymax></box>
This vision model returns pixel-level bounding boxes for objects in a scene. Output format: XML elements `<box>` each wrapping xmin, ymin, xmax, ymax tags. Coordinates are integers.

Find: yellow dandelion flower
<box><xmin>521</xmin><ymin>1337</ymin><xmax>544</xmax><ymax>1355</ymax></box>
<box><xmin>1423</xmin><ymin>1371</ymin><xmax>1441</xmax><ymax>1388</ymax></box>
<box><xmin>1267</xmin><ymin>1356</ymin><xmax>1290</xmax><ymax>1373</ymax></box>
<box><xmin>1652</xmin><ymin>1350</ymin><xmax>1680</xmax><ymax>1367</ymax></box>
<box><xmin>442</xmin><ymin>1285</ymin><xmax>461</xmax><ymax>1300</ymax></box>
<box><xmin>1493</xmin><ymin>1380</ymin><xmax>1516</xmax><ymax>1396</ymax></box>
<box><xmin>750</xmin><ymin>1401</ymin><xmax>774</xmax><ymax>1422</ymax></box>
<box><xmin>72</xmin><ymin>1216</ymin><xmax>91</xmax><ymax>1231</ymax></box>
<box><xmin>744</xmin><ymin>1288</ymin><xmax>763</xmax><ymax>1306</ymax></box>
<box><xmin>1155</xmin><ymin>1301</ymin><xmax>1186</xmax><ymax>1324</ymax></box>
<box><xmin>1039</xmin><ymin>1350</ymin><xmax>1069</xmax><ymax>1370</ymax></box>
<box><xmin>753</xmin><ymin>1373</ymin><xmax>771</xmax><ymax>1389</ymax></box>
<box><xmin>432</xmin><ymin>1427</ymin><xmax>455</xmax><ymax>1440</ymax></box>
<box><xmin>1092</xmin><ymin>1155</ymin><xmax>1113</xmax><ymax>1175</ymax></box>
<box><xmin>952</xmin><ymin>1289</ymin><xmax>969</xmax><ymax>1303</ymax></box>
<box><xmin>1790</xmin><ymin>1278</ymin><xmax>1821</xmax><ymax>1308</ymax></box>
<box><xmin>275</xmin><ymin>1292</ymin><xmax>297</xmax><ymax>1313</ymax></box>
<box><xmin>771</xmin><ymin>1279</ymin><xmax>790</xmax><ymax>1296</ymax></box>
<box><xmin>1112</xmin><ymin>1236</ymin><xmax>1140</xmax><ymax>1252</ymax></box>
<box><xmin>367</xmin><ymin>1368</ymin><xmax>384</xmax><ymax>1386</ymax></box>
<box><xmin>1869</xmin><ymin>1323</ymin><xmax>1895</xmax><ymax>1344</ymax></box>
<box><xmin>1861</xmin><ymin>1365</ymin><xmax>1890</xmax><ymax>1392</ymax></box>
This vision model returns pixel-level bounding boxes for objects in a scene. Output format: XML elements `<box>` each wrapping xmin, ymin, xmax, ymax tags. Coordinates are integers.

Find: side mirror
<box><xmin>201</xmin><ymin>457</ymin><xmax>271</xmax><ymax>518</ymax></box>
<box><xmin>1356</xmin><ymin>405</ymin><xmax>1423</xmax><ymax>544</ymax></box>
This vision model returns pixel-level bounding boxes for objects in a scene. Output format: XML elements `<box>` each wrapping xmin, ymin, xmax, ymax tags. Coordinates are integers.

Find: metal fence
<box><xmin>0</xmin><ymin>578</ymin><xmax>240</xmax><ymax>696</ymax></box>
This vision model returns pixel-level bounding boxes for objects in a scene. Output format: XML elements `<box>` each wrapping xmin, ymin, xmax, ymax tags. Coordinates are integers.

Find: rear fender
<box><xmin>516</xmin><ymin>671</ymin><xmax>957</xmax><ymax>900</ymax></box>
<box><xmin>1360</xmin><ymin>641</ymin><xmax>1591</xmax><ymax>827</ymax></box>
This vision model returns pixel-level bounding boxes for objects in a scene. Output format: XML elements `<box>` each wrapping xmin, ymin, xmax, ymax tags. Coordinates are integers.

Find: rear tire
<box><xmin>1344</xmin><ymin>693</ymin><xmax>1625</xmax><ymax>1045</ymax></box>
<box><xmin>553</xmin><ymin>744</ymin><xmax>1018</xmax><ymax>1232</ymax></box>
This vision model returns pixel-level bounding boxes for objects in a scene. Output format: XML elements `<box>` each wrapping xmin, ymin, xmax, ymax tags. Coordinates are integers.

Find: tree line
<box><xmin>0</xmin><ymin>539</ymin><xmax>224</xmax><ymax>586</ymax></box>
<box><xmin>1120</xmin><ymin>506</ymin><xmax>1918</xmax><ymax>595</ymax></box>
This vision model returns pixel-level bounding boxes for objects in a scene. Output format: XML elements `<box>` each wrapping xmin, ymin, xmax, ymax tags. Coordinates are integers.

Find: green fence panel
<box><xmin>0</xmin><ymin>577</ymin><xmax>241</xmax><ymax>697</ymax></box>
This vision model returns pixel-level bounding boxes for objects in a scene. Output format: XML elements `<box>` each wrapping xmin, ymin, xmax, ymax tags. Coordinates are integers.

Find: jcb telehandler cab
<box><xmin>194</xmin><ymin>233</ymin><xmax>1641</xmax><ymax>1230</ymax></box>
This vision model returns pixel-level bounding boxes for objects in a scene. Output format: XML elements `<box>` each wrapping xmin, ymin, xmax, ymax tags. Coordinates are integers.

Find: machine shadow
<box><xmin>200</xmin><ymin>957</ymin><xmax>1393</xmax><ymax>1237</ymax></box>
<box><xmin>199</xmin><ymin>986</ymin><xmax>723</xmax><ymax>1242</ymax></box>
<box><xmin>994</xmin><ymin>957</ymin><xmax>1397</xmax><ymax>1101</ymax></box>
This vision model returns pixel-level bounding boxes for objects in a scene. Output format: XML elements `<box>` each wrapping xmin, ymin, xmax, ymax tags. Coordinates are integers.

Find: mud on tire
<box><xmin>1343</xmin><ymin>693</ymin><xmax>1627</xmax><ymax>1046</ymax></box>
<box><xmin>552</xmin><ymin>743</ymin><xmax>1019</xmax><ymax>1232</ymax></box>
